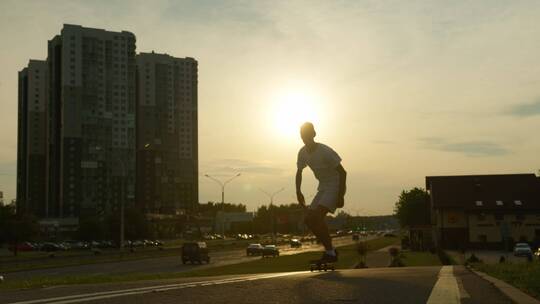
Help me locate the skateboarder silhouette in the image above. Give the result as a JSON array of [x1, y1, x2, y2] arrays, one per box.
[[296, 122, 347, 264]]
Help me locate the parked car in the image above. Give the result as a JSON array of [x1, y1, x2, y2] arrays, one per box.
[[64, 240, 88, 250], [262, 245, 280, 257], [131, 240, 145, 247], [246, 243, 264, 256], [8, 242, 35, 252], [513, 243, 532, 257], [290, 239, 302, 248], [182, 242, 210, 264], [40, 242, 63, 252]]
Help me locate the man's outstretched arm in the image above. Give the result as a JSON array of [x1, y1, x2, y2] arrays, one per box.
[[296, 169, 305, 206]]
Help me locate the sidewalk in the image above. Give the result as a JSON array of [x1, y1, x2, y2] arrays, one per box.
[[446, 250, 530, 264]]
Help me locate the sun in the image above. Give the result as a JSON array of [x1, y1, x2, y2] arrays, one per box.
[[272, 89, 320, 138]]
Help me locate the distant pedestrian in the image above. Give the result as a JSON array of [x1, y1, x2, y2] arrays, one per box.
[[296, 122, 347, 263]]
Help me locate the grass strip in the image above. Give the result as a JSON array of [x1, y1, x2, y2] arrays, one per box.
[[472, 262, 540, 300], [400, 251, 442, 267], [0, 237, 398, 290]]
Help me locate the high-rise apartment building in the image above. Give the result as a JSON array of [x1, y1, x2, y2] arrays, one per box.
[[17, 60, 48, 216], [47, 24, 137, 218], [136, 52, 198, 214]]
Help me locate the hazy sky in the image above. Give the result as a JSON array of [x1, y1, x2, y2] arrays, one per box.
[[1, 1, 540, 215]]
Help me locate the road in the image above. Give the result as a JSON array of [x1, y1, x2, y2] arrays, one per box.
[[0, 266, 513, 304], [3, 236, 359, 281]]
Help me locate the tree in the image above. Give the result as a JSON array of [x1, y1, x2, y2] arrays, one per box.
[[0, 205, 40, 256], [393, 187, 430, 227]]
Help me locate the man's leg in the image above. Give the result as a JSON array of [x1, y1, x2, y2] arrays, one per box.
[[304, 206, 333, 251]]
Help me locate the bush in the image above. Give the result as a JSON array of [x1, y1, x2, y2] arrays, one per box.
[[466, 253, 482, 264], [388, 247, 400, 257], [388, 247, 404, 267], [437, 249, 453, 265]]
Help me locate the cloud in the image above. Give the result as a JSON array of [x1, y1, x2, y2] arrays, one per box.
[[201, 158, 285, 176], [506, 100, 540, 117], [419, 137, 510, 157]]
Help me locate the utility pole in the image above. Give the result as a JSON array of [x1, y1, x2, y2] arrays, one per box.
[[205, 173, 241, 237]]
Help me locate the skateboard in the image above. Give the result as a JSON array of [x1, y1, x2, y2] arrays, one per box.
[[309, 260, 335, 272]]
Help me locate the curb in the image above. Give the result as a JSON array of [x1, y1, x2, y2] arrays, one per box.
[[468, 267, 540, 304]]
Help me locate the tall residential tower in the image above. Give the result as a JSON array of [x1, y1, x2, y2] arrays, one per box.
[[47, 24, 137, 218], [17, 60, 48, 216], [136, 52, 198, 214]]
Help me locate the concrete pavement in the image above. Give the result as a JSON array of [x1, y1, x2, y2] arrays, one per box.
[[1, 266, 514, 304]]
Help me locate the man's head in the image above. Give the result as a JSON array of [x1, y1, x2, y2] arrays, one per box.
[[300, 122, 316, 145]]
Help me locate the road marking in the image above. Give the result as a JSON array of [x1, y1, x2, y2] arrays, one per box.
[[427, 266, 460, 304], [7, 272, 308, 304]]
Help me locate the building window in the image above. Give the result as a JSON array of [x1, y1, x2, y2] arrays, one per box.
[[475, 201, 483, 206], [514, 200, 522, 206], [496, 200, 503, 206]]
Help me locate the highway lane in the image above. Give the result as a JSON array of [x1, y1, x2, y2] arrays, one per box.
[[1, 266, 513, 304], [3, 236, 361, 281]]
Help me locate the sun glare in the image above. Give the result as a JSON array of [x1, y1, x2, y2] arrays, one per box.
[[272, 89, 320, 138]]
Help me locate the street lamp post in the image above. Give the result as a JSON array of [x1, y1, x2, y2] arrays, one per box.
[[260, 188, 285, 243], [204, 173, 241, 236]]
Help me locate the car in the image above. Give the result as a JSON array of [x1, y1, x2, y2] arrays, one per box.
[[513, 243, 532, 257], [262, 245, 279, 257], [40, 242, 63, 252], [8, 242, 35, 252], [289, 239, 302, 248], [131, 240, 145, 247], [182, 242, 210, 264], [246, 243, 264, 256]]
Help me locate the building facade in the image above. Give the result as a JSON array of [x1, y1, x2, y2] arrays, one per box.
[[47, 24, 137, 218], [136, 52, 198, 215], [17, 60, 48, 216], [427, 174, 540, 250]]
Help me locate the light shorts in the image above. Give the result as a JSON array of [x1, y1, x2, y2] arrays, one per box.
[[310, 188, 339, 213]]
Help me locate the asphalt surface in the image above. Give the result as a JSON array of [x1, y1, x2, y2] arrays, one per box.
[[0, 266, 514, 304], [3, 236, 359, 281]]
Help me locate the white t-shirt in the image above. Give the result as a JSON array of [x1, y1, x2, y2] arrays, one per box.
[[297, 143, 342, 191]]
